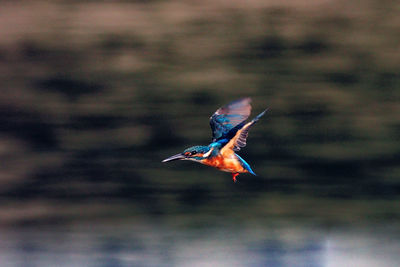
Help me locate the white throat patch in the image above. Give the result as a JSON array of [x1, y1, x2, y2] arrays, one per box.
[[202, 147, 214, 158]]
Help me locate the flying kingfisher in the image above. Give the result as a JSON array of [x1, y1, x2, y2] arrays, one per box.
[[162, 97, 267, 182]]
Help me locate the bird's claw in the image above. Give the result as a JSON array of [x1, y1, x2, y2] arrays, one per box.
[[232, 173, 239, 183]]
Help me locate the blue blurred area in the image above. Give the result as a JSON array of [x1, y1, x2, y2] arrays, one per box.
[[0, 0, 399, 266], [1, 223, 399, 267]]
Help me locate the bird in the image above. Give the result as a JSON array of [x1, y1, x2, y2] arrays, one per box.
[[162, 97, 267, 182]]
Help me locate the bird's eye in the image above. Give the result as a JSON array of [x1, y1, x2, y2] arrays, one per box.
[[191, 151, 197, 155]]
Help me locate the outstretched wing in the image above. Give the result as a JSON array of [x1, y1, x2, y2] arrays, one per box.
[[209, 98, 252, 141], [220, 110, 267, 156]]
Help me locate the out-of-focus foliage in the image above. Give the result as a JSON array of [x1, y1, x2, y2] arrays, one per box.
[[0, 0, 399, 226]]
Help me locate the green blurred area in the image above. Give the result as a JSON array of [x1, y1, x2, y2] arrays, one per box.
[[0, 0, 399, 227]]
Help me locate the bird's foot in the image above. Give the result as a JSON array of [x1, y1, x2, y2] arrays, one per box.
[[232, 173, 239, 183]]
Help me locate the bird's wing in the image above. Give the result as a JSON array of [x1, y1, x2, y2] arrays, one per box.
[[209, 98, 252, 141], [220, 110, 267, 156]]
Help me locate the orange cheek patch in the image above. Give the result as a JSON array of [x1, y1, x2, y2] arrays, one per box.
[[186, 152, 204, 157]]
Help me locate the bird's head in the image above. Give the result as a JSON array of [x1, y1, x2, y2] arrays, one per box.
[[162, 145, 214, 163]]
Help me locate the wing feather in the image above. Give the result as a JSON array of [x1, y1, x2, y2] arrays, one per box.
[[209, 98, 252, 141], [220, 109, 267, 155]]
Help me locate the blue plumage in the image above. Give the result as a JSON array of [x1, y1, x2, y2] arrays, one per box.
[[210, 97, 252, 141]]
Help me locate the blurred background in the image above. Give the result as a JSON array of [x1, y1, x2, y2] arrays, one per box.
[[0, 0, 399, 266]]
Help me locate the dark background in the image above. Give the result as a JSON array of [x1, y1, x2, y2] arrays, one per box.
[[0, 1, 399, 266]]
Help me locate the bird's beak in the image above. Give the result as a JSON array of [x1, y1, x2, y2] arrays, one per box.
[[162, 153, 185, 162]]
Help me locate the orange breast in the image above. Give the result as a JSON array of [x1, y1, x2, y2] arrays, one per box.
[[201, 155, 247, 173]]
